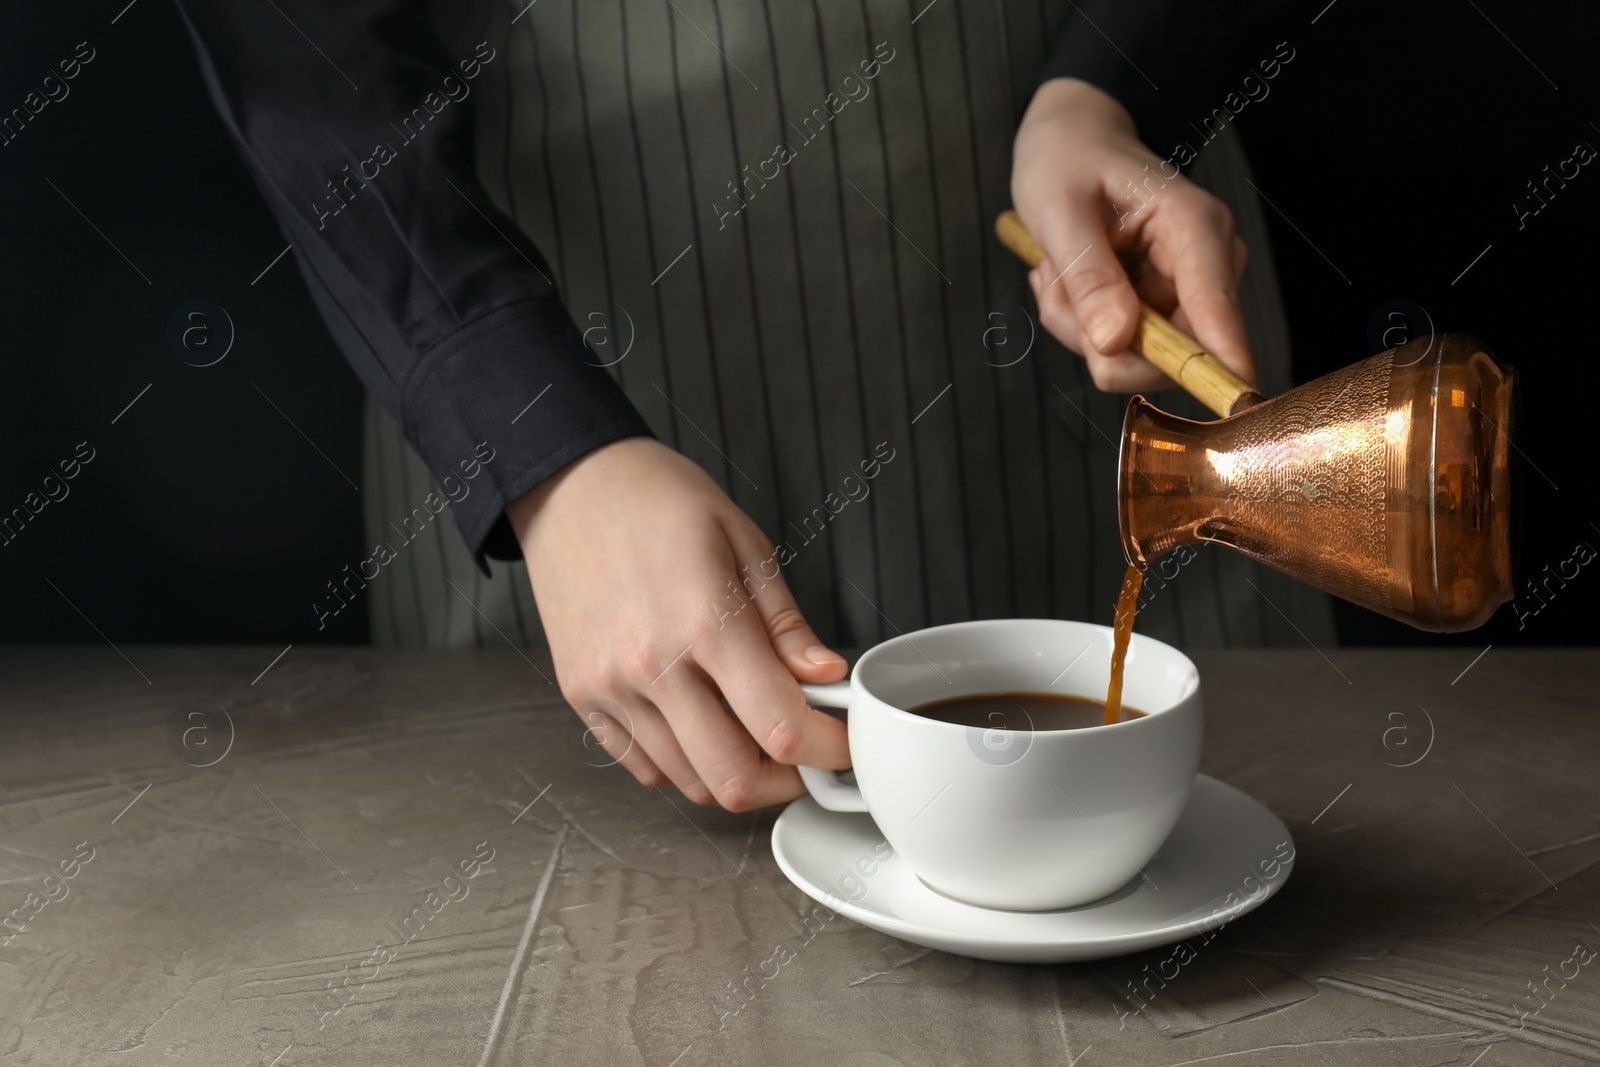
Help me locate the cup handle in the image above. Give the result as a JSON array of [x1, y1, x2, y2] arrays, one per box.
[[797, 681, 868, 813]]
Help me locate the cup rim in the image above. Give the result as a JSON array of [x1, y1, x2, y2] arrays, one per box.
[[849, 617, 1197, 735]]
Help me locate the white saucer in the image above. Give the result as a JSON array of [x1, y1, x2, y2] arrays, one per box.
[[771, 774, 1294, 964]]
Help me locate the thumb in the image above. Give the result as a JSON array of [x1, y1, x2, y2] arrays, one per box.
[[746, 564, 847, 683]]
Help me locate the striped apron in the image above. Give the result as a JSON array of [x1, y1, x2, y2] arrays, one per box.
[[360, 0, 1336, 652]]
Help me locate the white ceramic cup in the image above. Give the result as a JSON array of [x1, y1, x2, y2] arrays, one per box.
[[797, 618, 1202, 911]]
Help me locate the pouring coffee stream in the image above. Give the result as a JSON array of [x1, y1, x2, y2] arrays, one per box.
[[994, 210, 1515, 716]]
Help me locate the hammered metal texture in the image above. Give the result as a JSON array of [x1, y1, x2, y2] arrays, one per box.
[[1119, 336, 1513, 631], [1206, 350, 1394, 610]]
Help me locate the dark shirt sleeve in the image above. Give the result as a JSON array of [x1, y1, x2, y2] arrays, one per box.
[[1037, 1, 1293, 166], [173, 0, 652, 569]]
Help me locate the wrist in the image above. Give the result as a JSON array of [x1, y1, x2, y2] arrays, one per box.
[[505, 435, 650, 549], [1023, 77, 1136, 137]]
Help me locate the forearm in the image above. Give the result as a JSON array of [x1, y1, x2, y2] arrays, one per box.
[[174, 0, 651, 564]]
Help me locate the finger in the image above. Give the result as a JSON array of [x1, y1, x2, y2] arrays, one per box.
[[719, 520, 850, 686], [1031, 257, 1090, 356], [654, 667, 806, 812], [1127, 257, 1178, 314], [721, 536, 847, 683], [1082, 351, 1174, 393], [697, 587, 851, 771], [572, 703, 665, 786], [1164, 196, 1257, 386], [617, 698, 717, 805], [1037, 256, 1171, 392], [1027, 189, 1141, 356], [1128, 247, 1253, 395]]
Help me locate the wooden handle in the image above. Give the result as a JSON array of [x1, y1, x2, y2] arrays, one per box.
[[994, 210, 1263, 417]]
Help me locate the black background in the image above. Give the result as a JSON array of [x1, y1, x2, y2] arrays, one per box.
[[1, 0, 1594, 648], [0, 0, 368, 644], [1242, 1, 1599, 646]]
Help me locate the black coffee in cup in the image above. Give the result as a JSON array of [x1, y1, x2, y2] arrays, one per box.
[[910, 692, 1146, 731]]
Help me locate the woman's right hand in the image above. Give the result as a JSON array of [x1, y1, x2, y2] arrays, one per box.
[[506, 437, 851, 811]]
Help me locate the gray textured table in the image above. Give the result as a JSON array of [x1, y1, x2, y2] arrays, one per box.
[[2, 645, 1598, 1066]]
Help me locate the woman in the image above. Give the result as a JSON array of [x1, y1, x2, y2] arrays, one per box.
[[179, 0, 1330, 810]]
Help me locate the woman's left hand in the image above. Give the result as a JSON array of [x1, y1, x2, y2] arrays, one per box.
[[1011, 77, 1256, 393]]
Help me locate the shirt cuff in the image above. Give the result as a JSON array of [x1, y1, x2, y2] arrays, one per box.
[[399, 301, 654, 571]]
